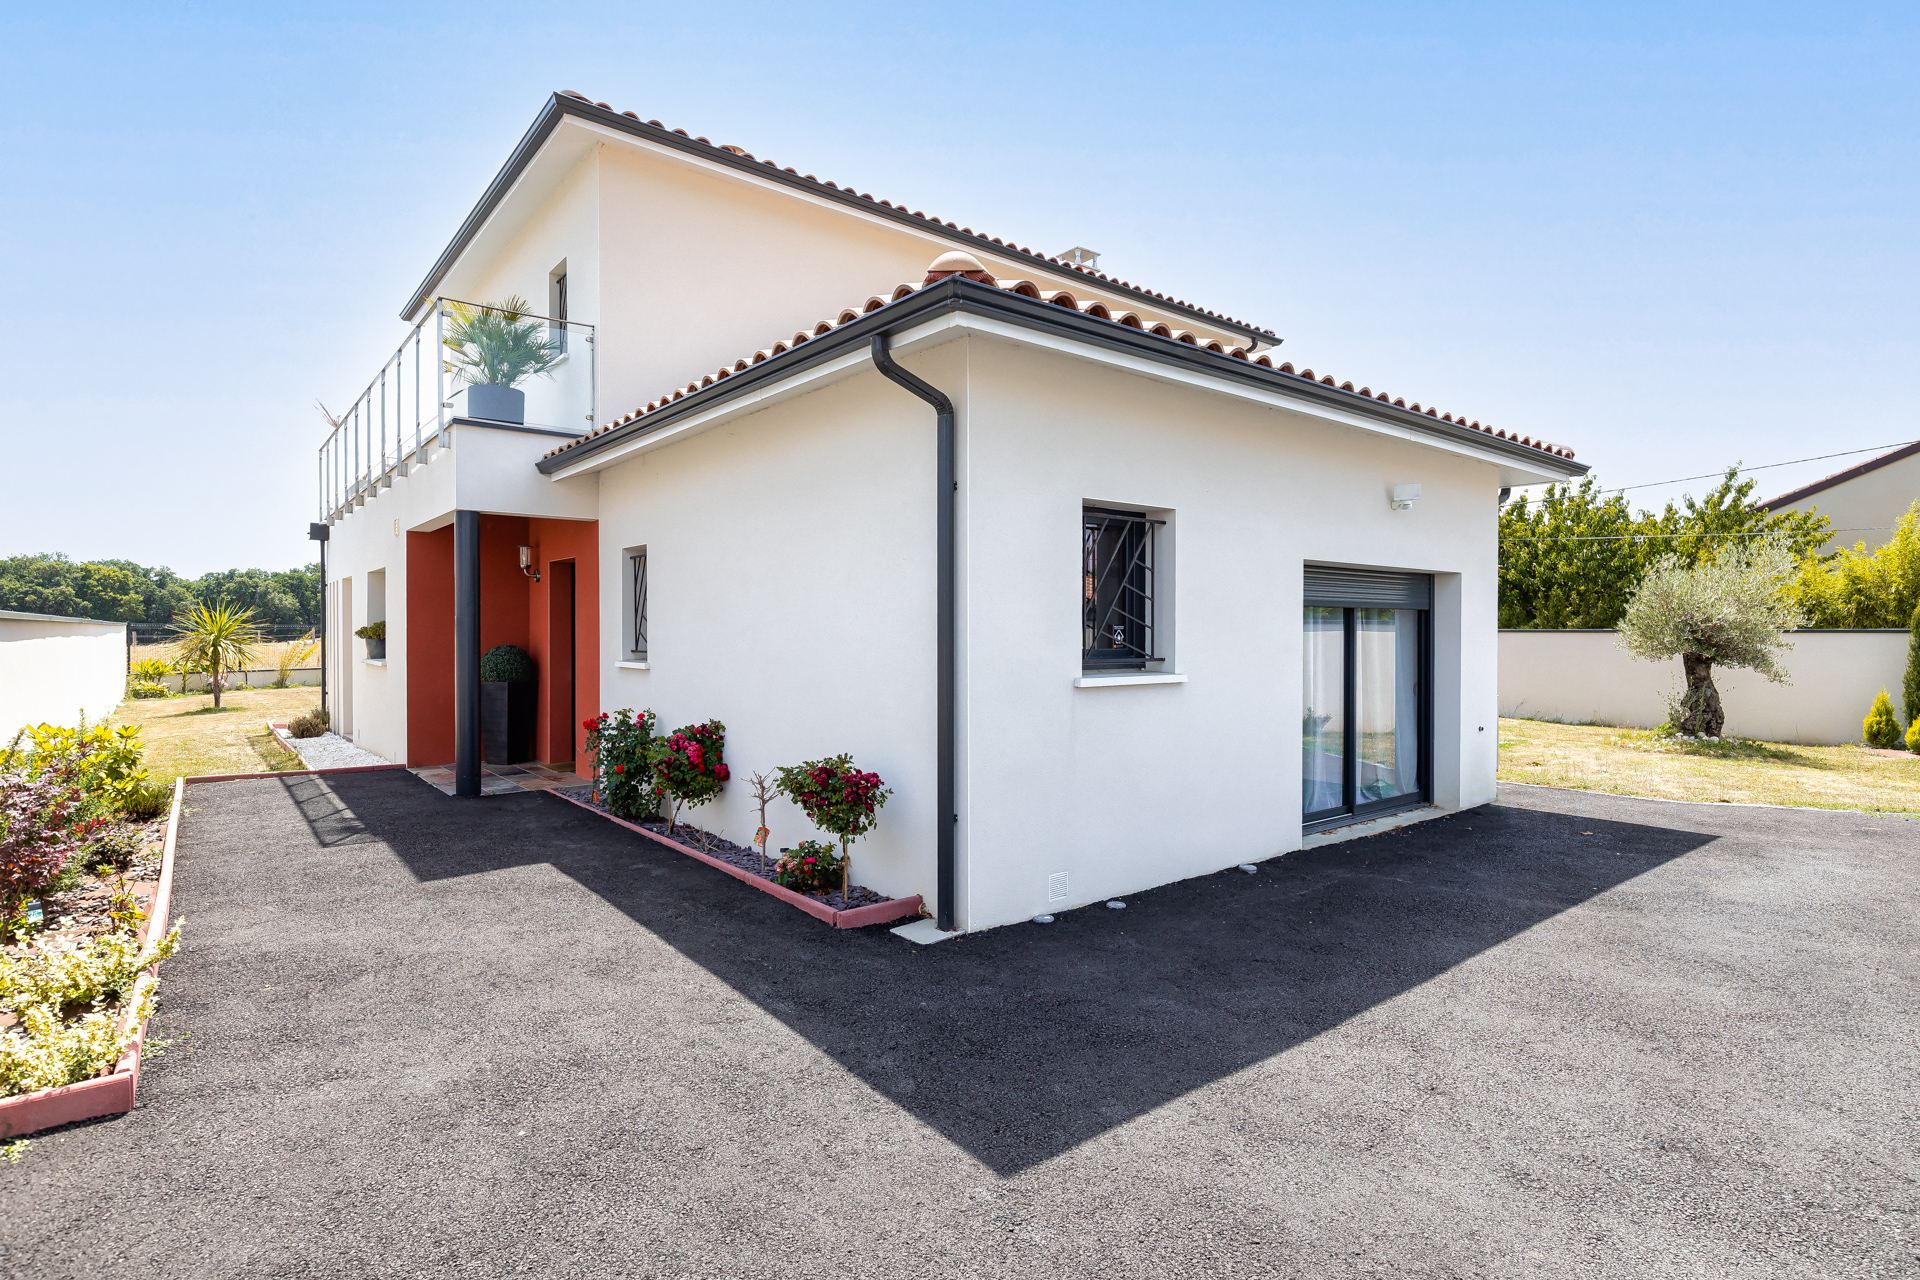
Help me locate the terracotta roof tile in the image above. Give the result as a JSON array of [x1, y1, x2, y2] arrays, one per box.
[[540, 254, 1575, 467], [555, 91, 1275, 340]]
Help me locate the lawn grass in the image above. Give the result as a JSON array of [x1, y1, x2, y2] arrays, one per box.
[[1498, 717, 1920, 814], [113, 687, 319, 780]]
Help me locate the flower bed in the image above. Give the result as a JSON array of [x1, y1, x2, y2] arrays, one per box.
[[550, 788, 921, 929], [0, 778, 182, 1139]]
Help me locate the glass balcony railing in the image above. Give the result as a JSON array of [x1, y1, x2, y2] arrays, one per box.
[[318, 298, 595, 522]]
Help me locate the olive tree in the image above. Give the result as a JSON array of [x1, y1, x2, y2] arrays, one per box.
[[1617, 543, 1802, 737]]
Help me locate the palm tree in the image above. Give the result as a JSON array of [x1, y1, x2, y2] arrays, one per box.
[[170, 601, 263, 709]]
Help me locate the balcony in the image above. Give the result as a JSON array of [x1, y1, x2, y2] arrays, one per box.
[[318, 299, 595, 522]]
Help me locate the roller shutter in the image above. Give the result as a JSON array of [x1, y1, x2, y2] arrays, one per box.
[[1303, 566, 1432, 609]]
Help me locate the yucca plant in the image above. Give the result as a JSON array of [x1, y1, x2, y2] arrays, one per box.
[[169, 601, 263, 709], [274, 633, 319, 688], [443, 296, 561, 389]]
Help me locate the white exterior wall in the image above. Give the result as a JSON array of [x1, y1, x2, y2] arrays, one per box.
[[959, 337, 1502, 928], [592, 347, 953, 906], [0, 614, 127, 738], [1768, 451, 1920, 553], [577, 329, 1517, 931], [1499, 629, 1914, 744]]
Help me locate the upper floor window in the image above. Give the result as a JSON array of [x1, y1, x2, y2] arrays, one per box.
[[549, 264, 569, 355], [1083, 506, 1163, 670]]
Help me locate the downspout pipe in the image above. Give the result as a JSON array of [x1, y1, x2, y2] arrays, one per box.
[[870, 334, 956, 933]]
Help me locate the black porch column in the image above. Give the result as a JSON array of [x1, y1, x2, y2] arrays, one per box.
[[454, 509, 482, 797]]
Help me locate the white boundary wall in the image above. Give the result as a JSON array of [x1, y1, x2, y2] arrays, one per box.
[[1499, 629, 1912, 744], [0, 613, 128, 738]]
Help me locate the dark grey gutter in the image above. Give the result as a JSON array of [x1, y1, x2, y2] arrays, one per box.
[[403, 93, 1279, 347], [536, 276, 1588, 478], [869, 334, 957, 934]]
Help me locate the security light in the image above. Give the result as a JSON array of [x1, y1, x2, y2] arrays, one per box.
[[1390, 483, 1421, 511]]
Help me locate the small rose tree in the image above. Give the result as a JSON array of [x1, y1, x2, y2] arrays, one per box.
[[775, 754, 892, 897], [650, 720, 729, 834], [583, 709, 660, 820]]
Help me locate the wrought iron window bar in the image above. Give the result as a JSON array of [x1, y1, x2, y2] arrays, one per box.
[[1082, 506, 1164, 670], [629, 550, 648, 661]]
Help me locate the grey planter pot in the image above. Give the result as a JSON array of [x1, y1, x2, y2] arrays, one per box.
[[363, 637, 386, 660], [482, 681, 538, 764], [466, 384, 525, 424]]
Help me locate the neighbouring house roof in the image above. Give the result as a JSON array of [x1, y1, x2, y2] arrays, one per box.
[[404, 92, 1278, 347], [1759, 441, 1920, 511], [538, 253, 1579, 475]]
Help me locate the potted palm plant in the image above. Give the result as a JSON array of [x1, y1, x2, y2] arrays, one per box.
[[443, 296, 563, 425]]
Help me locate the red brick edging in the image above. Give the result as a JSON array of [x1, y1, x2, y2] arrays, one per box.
[[0, 777, 184, 1139], [546, 789, 923, 929]]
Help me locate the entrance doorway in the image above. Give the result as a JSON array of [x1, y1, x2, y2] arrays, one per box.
[[546, 559, 576, 767], [1302, 568, 1432, 830]]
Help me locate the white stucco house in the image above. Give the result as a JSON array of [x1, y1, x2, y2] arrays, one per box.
[[316, 90, 1586, 934], [1761, 441, 1920, 553]]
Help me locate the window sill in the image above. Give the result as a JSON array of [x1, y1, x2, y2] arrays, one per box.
[[362, 659, 386, 667], [616, 660, 650, 671], [1073, 672, 1185, 688]]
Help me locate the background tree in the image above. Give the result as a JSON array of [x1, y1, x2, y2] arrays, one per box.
[[1904, 602, 1920, 732], [1500, 469, 1830, 630], [169, 601, 264, 708], [1616, 542, 1803, 737], [0, 554, 319, 628]]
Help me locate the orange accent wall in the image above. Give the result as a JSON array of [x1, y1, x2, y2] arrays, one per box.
[[405, 527, 456, 767], [404, 515, 598, 769], [527, 517, 600, 766]]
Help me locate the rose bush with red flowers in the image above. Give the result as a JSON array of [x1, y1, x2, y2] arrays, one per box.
[[649, 720, 728, 834], [773, 754, 892, 896], [771, 839, 844, 896], [582, 708, 660, 819]]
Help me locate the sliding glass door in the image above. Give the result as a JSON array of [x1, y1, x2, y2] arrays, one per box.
[[1302, 570, 1431, 828]]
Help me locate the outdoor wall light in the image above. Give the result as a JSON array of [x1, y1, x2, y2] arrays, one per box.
[[1390, 483, 1421, 512], [518, 545, 541, 582]]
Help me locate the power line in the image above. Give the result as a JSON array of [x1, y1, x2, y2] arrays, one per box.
[[1501, 528, 1887, 542], [1599, 441, 1918, 494]]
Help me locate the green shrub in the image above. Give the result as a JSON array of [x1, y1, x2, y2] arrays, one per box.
[[479, 644, 534, 683], [1863, 688, 1902, 748], [125, 680, 169, 700], [129, 658, 172, 682], [0, 719, 149, 812], [0, 921, 181, 1098], [119, 783, 172, 822], [772, 840, 845, 897], [1905, 603, 1920, 726], [353, 620, 386, 640], [287, 708, 330, 739]]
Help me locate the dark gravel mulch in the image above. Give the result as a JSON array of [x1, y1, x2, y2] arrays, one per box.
[[555, 789, 892, 911]]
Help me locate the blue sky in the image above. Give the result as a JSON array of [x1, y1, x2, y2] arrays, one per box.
[[1, 2, 1914, 574]]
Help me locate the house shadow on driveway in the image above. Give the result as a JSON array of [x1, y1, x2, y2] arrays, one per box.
[[282, 770, 1714, 1177]]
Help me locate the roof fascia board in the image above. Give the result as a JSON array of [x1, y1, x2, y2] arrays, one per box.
[[406, 94, 1276, 344], [1760, 440, 1920, 510], [538, 278, 1584, 482]]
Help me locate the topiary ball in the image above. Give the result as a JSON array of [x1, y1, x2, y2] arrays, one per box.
[[481, 644, 536, 684]]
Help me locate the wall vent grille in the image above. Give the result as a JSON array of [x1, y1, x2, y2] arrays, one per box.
[[1047, 872, 1069, 902]]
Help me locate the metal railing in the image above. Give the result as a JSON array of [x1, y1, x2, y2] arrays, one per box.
[[317, 298, 595, 522]]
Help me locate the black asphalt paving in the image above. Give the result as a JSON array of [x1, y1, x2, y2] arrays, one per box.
[[3, 772, 1916, 1279]]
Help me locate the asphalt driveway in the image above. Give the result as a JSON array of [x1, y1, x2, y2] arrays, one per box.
[[3, 773, 1916, 1279]]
